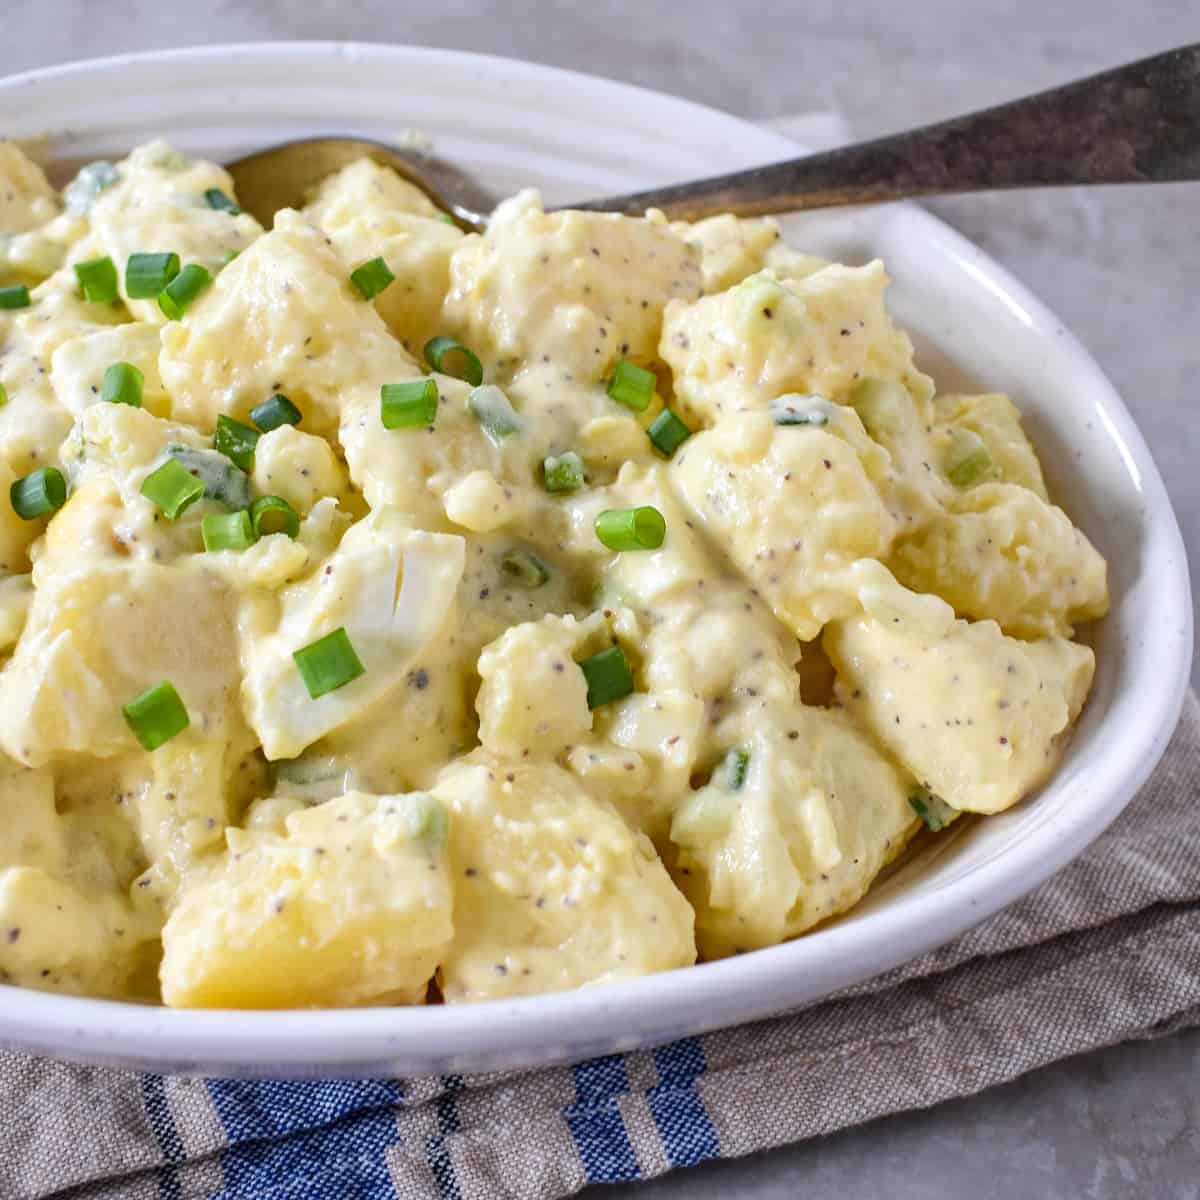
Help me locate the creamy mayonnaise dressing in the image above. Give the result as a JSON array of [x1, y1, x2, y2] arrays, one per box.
[[0, 141, 1108, 1007]]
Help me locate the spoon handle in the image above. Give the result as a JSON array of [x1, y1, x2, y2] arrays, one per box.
[[572, 44, 1200, 220]]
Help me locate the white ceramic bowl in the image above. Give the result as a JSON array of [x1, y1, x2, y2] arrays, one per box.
[[0, 43, 1190, 1078]]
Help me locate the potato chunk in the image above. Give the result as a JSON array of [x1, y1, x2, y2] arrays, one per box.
[[160, 791, 454, 1008]]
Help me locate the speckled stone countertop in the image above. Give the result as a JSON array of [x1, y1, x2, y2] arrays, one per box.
[[8, 2, 1199, 1196]]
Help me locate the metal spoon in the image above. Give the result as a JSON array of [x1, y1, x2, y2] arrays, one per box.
[[228, 43, 1199, 232]]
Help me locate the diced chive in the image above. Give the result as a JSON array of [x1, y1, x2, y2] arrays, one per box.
[[467, 384, 522, 444], [646, 407, 692, 457], [250, 494, 300, 539], [542, 450, 585, 493], [770, 393, 834, 427], [381, 378, 438, 430], [595, 505, 666, 552], [0, 383, 7, 407], [350, 256, 396, 300], [122, 680, 190, 751], [908, 785, 957, 832], [9, 467, 67, 521], [944, 428, 993, 488], [409, 792, 449, 848], [423, 335, 483, 386], [202, 509, 255, 552], [714, 748, 750, 791], [158, 263, 211, 320], [166, 445, 251, 510], [73, 255, 119, 304], [606, 359, 655, 412], [294, 627, 365, 699], [250, 393, 302, 432], [0, 284, 31, 310], [213, 414, 260, 471], [849, 378, 908, 438], [140, 457, 205, 519], [204, 187, 241, 215], [125, 252, 180, 299], [499, 549, 549, 589], [100, 361, 144, 408], [578, 645, 634, 709]]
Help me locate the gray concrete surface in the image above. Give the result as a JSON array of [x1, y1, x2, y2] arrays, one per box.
[[6, 2, 1199, 1196]]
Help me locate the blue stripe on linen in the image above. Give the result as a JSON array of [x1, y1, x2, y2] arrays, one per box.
[[424, 1074, 464, 1200], [208, 1079, 403, 1198], [647, 1038, 719, 1168], [140, 1074, 184, 1200], [566, 1055, 640, 1183]]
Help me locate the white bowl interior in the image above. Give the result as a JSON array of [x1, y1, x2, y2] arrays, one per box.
[[0, 44, 1189, 1076]]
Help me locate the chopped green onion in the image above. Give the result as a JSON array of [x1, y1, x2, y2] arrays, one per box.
[[578, 645, 634, 709], [850, 378, 908, 438], [542, 451, 585, 493], [908, 785, 957, 832], [770, 394, 834, 426], [100, 361, 144, 408], [204, 187, 241, 215], [714, 748, 750, 791], [423, 335, 483, 386], [250, 495, 300, 539], [0, 383, 7, 408], [647, 407, 692, 457], [606, 359, 655, 412], [408, 793, 449, 848], [122, 680, 190, 751], [294, 627, 365, 699], [202, 509, 255, 552], [595, 506, 666, 552], [166, 445, 251, 510], [140, 457, 205, 520], [213, 414, 260, 472], [944, 428, 993, 488], [250, 393, 302, 432], [499, 549, 549, 589], [125, 252, 180, 299], [350, 256, 396, 300], [467, 385, 522, 444], [381, 378, 438, 430], [9, 467, 66, 521], [73, 255, 119, 304], [158, 263, 211, 320], [0, 285, 31, 310]]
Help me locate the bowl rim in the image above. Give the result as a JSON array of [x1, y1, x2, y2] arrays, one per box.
[[0, 40, 1191, 1075]]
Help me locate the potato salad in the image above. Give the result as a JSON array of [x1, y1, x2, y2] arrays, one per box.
[[0, 140, 1108, 1008]]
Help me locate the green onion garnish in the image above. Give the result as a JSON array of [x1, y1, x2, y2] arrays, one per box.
[[944, 428, 993, 488], [9, 467, 67, 521], [100, 362, 144, 408], [350, 256, 396, 300], [166, 445, 250, 510], [579, 645, 634, 709], [542, 451, 585, 494], [122, 680, 190, 751], [73, 256, 119, 304], [250, 495, 300, 539], [849, 378, 907, 438], [158, 263, 211, 320], [770, 394, 833, 426], [213, 415, 260, 472], [250, 393, 302, 432], [908, 785, 957, 832], [125, 252, 181, 299], [294, 627, 365, 699], [423, 335, 483, 386], [381, 379, 438, 430], [606, 359, 655, 412], [499, 549, 549, 589], [0, 383, 8, 407], [646, 408, 692, 457], [714, 748, 750, 791], [204, 187, 241, 215], [0, 285, 31, 310], [202, 509, 255, 553], [467, 385, 522, 444], [141, 458, 205, 520], [595, 506, 666, 552]]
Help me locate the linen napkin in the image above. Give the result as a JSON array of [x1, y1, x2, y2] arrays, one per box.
[[3, 112, 1198, 1200]]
